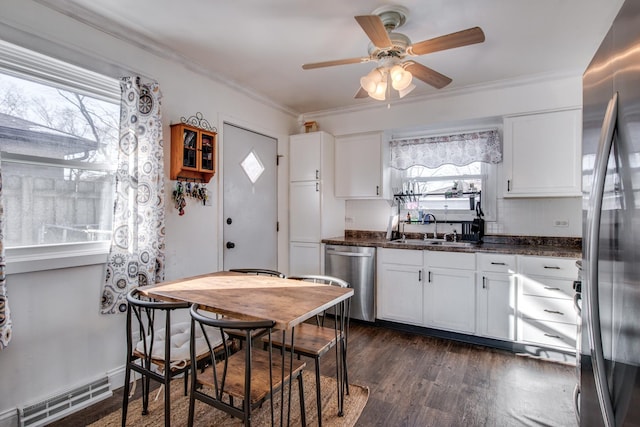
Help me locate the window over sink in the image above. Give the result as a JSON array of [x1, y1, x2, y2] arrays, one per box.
[[390, 128, 501, 222]]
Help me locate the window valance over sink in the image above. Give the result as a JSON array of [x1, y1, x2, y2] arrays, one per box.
[[389, 129, 502, 169]]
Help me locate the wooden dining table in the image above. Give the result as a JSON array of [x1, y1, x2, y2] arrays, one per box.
[[137, 271, 353, 424]]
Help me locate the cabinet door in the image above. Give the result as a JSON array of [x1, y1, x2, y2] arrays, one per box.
[[335, 132, 386, 198], [289, 181, 320, 242], [290, 132, 323, 181], [377, 262, 423, 325], [424, 268, 476, 333], [476, 272, 517, 341], [289, 242, 321, 276], [503, 108, 581, 197]]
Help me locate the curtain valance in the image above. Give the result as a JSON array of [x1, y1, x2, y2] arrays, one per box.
[[389, 129, 502, 169]]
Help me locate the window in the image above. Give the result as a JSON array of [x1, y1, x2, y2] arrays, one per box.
[[0, 41, 120, 271], [389, 128, 501, 222], [392, 162, 496, 222]]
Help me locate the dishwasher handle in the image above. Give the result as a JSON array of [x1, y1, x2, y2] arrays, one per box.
[[326, 250, 372, 258]]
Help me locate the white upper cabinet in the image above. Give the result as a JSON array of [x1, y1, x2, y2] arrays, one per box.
[[503, 108, 582, 197], [335, 131, 390, 199], [290, 131, 328, 182]]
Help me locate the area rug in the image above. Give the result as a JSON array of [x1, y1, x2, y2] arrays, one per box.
[[92, 371, 369, 426]]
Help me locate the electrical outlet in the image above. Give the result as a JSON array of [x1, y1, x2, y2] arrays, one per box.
[[345, 216, 355, 224], [554, 219, 569, 227]]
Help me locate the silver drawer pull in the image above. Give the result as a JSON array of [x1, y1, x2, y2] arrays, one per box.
[[490, 262, 506, 265], [544, 287, 561, 291], [543, 266, 561, 269], [544, 333, 562, 339], [544, 309, 564, 315]]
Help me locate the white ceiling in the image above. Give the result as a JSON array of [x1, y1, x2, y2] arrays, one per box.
[[38, 0, 624, 115]]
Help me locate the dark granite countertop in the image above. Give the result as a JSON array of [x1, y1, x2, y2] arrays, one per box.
[[322, 231, 582, 258]]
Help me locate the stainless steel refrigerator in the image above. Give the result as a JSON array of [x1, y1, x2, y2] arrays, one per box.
[[580, 0, 640, 425]]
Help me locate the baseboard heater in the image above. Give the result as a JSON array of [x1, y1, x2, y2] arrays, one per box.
[[19, 376, 112, 427]]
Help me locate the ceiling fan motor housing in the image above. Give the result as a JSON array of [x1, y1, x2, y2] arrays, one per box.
[[368, 32, 411, 59]]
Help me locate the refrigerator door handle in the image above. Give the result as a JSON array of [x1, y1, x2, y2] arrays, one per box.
[[586, 92, 618, 427]]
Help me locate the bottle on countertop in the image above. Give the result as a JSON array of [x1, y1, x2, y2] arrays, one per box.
[[406, 212, 411, 223]]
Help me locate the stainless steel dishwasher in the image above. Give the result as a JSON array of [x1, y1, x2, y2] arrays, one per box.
[[325, 245, 376, 322]]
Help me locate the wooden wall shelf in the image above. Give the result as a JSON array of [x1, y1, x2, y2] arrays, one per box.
[[170, 123, 217, 183]]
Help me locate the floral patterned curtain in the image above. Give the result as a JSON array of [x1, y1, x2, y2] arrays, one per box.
[[100, 76, 165, 314], [389, 129, 502, 169], [0, 155, 11, 349]]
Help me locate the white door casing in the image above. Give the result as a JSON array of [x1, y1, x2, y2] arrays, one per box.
[[222, 123, 278, 270]]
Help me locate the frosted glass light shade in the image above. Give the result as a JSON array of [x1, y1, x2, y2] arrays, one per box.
[[398, 83, 416, 98], [360, 68, 382, 93], [391, 65, 413, 91], [369, 80, 387, 100]]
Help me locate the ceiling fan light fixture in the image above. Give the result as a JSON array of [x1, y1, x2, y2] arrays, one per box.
[[398, 83, 416, 98], [369, 79, 387, 100], [390, 64, 413, 91], [360, 68, 383, 93]]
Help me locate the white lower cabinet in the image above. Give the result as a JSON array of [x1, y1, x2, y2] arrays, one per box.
[[289, 242, 322, 276], [377, 248, 579, 354], [377, 248, 423, 325], [377, 248, 476, 334], [476, 254, 517, 341], [517, 255, 579, 350], [423, 251, 476, 334]]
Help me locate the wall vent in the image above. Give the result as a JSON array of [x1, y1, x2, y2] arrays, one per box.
[[19, 377, 111, 427]]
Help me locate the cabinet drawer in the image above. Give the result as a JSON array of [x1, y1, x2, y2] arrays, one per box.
[[519, 256, 578, 279], [519, 295, 578, 324], [521, 319, 576, 350], [520, 276, 575, 299], [378, 248, 422, 266], [477, 253, 516, 273], [427, 251, 475, 270]]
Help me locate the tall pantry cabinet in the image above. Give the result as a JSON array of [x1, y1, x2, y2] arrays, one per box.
[[289, 131, 344, 275]]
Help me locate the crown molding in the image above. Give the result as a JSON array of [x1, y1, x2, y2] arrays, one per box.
[[33, 0, 299, 118]]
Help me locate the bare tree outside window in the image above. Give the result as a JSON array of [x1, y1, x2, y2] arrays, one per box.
[[0, 72, 120, 247]]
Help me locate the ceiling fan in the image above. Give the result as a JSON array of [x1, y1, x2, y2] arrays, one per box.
[[302, 5, 485, 100]]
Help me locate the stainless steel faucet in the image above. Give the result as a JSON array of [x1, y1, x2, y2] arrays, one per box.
[[423, 213, 438, 239]]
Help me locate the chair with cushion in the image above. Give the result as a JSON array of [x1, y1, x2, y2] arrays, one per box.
[[122, 288, 227, 426], [188, 304, 307, 427], [265, 274, 351, 426]]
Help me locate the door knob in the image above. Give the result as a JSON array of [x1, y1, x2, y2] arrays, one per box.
[[226, 241, 235, 249]]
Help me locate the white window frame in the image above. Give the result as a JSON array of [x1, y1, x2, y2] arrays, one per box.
[[0, 40, 120, 274]]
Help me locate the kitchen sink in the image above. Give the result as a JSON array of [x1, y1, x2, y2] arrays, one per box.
[[389, 239, 477, 248]]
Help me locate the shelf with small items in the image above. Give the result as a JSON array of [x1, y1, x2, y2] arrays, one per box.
[[392, 190, 484, 243], [170, 113, 217, 183]]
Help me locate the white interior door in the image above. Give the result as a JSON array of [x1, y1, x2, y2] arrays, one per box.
[[223, 123, 278, 270]]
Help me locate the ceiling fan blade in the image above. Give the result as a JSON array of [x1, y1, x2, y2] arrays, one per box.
[[405, 62, 452, 89], [409, 27, 485, 56], [355, 15, 393, 49], [302, 57, 370, 70], [354, 86, 369, 99]]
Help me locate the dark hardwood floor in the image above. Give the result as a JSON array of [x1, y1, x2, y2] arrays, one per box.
[[48, 322, 577, 426]]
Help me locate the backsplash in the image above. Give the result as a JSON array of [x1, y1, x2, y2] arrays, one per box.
[[344, 196, 582, 238]]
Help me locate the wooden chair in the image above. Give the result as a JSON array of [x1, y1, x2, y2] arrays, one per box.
[[122, 288, 226, 427], [266, 274, 351, 426], [188, 304, 307, 427]]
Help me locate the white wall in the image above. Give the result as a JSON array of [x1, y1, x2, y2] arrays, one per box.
[[305, 73, 584, 237], [0, 0, 297, 422], [0, 1, 585, 422]]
